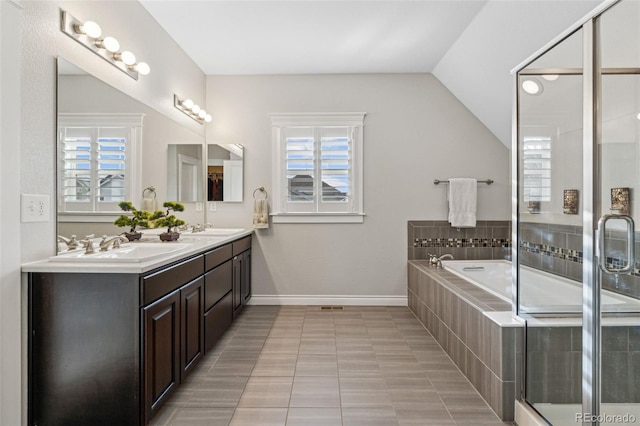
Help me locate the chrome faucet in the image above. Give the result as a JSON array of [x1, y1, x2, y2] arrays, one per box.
[[58, 234, 79, 251], [99, 235, 128, 251], [191, 224, 204, 233], [435, 253, 454, 268], [80, 235, 96, 254]]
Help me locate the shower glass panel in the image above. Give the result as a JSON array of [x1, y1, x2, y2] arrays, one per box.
[[517, 28, 584, 424], [597, 0, 640, 421], [516, 1, 640, 424]]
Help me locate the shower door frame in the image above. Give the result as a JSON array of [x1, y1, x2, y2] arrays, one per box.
[[511, 0, 622, 422]]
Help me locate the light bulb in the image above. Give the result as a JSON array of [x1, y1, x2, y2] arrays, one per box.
[[76, 21, 102, 38], [192, 104, 201, 114], [135, 62, 150, 75], [198, 110, 206, 119], [522, 79, 542, 95], [115, 51, 136, 66], [96, 36, 120, 53], [204, 114, 212, 123], [182, 99, 194, 110]]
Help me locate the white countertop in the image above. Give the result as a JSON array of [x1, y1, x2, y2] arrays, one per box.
[[22, 229, 253, 274]]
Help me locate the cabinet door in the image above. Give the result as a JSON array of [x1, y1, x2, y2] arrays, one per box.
[[232, 255, 243, 317], [241, 249, 252, 304], [143, 290, 180, 422], [181, 276, 204, 380]]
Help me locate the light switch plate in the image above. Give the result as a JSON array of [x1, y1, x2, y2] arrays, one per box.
[[21, 194, 50, 223]]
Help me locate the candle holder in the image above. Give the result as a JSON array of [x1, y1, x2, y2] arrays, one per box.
[[563, 189, 578, 215], [610, 187, 630, 215]]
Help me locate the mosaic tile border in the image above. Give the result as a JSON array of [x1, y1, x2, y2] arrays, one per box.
[[518, 241, 583, 263], [518, 241, 640, 277], [413, 238, 511, 248]]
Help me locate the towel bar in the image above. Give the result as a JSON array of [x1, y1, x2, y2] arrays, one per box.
[[433, 179, 493, 185]]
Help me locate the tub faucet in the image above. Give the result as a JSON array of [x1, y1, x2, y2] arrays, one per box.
[[99, 235, 128, 251], [436, 253, 454, 268]]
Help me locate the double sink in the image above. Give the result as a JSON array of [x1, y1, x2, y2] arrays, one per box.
[[52, 228, 246, 263]]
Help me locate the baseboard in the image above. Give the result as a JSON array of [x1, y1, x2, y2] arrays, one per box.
[[248, 295, 408, 306]]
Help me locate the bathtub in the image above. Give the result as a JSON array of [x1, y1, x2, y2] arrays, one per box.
[[442, 259, 640, 314]]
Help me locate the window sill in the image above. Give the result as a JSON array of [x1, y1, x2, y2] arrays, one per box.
[[57, 212, 121, 223], [271, 213, 365, 224]]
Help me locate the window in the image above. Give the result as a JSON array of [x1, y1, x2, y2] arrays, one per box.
[[271, 113, 366, 223], [522, 136, 551, 202], [58, 113, 143, 217]]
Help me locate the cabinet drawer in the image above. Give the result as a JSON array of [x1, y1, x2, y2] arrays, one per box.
[[204, 260, 232, 310], [142, 255, 204, 305], [204, 291, 233, 352], [232, 236, 251, 256], [204, 244, 232, 271]]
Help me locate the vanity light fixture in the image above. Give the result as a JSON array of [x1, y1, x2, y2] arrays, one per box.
[[60, 9, 151, 80], [174, 95, 212, 125]]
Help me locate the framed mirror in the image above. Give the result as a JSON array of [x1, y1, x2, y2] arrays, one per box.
[[56, 57, 205, 241], [168, 144, 204, 202], [207, 144, 244, 202]]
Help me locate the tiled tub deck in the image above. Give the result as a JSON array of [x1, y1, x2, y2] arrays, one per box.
[[408, 260, 523, 421]]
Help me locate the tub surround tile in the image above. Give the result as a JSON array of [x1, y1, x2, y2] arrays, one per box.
[[407, 261, 522, 421]]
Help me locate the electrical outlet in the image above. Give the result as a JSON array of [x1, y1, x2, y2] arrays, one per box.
[[209, 201, 217, 212], [195, 202, 203, 212], [21, 194, 50, 223]]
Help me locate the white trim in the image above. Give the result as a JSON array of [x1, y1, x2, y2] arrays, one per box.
[[58, 113, 145, 127], [270, 112, 366, 127], [510, 0, 617, 74], [248, 295, 407, 306], [57, 212, 120, 223], [514, 401, 548, 426], [271, 213, 365, 224]]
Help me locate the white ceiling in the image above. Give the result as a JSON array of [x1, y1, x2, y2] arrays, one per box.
[[140, 0, 605, 147], [140, 0, 487, 74]]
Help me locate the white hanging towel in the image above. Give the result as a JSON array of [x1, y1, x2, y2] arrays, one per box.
[[448, 178, 477, 228], [253, 199, 269, 229], [141, 196, 157, 212]]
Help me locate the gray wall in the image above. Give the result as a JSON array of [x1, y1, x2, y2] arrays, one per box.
[[205, 74, 510, 303]]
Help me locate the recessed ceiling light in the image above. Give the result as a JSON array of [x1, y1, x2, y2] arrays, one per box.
[[522, 78, 543, 95]]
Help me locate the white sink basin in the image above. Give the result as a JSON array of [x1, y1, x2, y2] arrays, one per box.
[[50, 242, 192, 263]]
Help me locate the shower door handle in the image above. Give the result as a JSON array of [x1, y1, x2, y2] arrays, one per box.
[[597, 214, 635, 275]]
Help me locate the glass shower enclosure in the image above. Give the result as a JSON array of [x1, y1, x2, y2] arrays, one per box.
[[514, 1, 640, 424]]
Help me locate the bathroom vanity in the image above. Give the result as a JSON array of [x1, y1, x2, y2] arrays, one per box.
[[23, 230, 252, 425]]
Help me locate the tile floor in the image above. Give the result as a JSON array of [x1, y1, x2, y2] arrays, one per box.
[[150, 305, 513, 426]]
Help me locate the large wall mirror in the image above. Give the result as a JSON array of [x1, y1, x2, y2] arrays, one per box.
[[207, 144, 244, 202], [56, 57, 206, 241]]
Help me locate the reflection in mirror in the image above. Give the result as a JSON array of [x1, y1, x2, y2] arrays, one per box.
[[56, 57, 206, 244], [207, 144, 244, 202], [167, 144, 203, 202]]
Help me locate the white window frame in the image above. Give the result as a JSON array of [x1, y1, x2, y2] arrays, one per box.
[[57, 113, 143, 222], [271, 112, 366, 224]]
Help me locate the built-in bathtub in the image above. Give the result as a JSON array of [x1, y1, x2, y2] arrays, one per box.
[[407, 259, 521, 421], [442, 259, 640, 314], [409, 259, 640, 423]]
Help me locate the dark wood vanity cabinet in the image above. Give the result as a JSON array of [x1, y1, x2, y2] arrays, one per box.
[[232, 236, 252, 318], [28, 234, 251, 426], [143, 289, 181, 422]]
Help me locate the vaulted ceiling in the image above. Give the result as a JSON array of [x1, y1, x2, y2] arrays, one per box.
[[140, 0, 604, 147]]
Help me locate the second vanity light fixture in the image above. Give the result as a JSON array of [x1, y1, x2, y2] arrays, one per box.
[[174, 95, 212, 125], [60, 10, 150, 80]]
